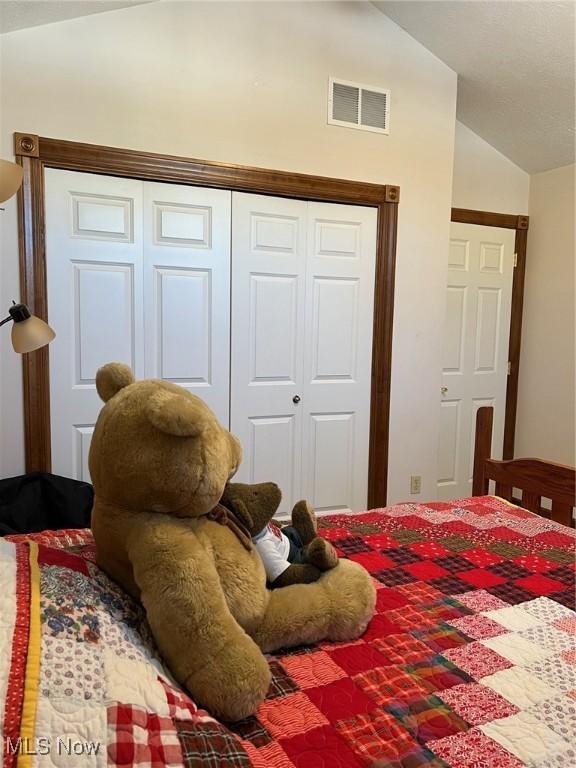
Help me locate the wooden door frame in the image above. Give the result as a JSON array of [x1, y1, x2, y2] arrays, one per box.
[[14, 132, 400, 507], [451, 207, 530, 459]]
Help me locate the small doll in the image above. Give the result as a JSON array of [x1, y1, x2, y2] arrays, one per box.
[[219, 482, 338, 588]]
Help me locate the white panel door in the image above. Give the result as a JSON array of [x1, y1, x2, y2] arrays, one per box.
[[302, 203, 377, 513], [46, 169, 144, 481], [437, 223, 515, 500], [231, 193, 377, 515], [143, 183, 231, 425], [230, 193, 307, 515]]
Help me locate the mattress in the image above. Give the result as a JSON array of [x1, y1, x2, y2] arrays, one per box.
[[1, 495, 574, 767]]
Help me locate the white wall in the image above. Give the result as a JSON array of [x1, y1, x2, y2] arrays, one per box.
[[515, 164, 575, 465], [0, 1, 457, 503], [453, 121, 529, 214]]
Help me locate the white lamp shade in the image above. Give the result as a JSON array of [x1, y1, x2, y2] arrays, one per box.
[[11, 315, 56, 353], [0, 159, 24, 204]]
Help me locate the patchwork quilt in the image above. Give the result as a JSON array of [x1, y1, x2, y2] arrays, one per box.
[[0, 495, 575, 768]]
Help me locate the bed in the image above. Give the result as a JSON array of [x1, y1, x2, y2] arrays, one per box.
[[1, 408, 574, 768]]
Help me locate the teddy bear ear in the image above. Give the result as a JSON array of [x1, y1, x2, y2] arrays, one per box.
[[145, 389, 204, 437], [96, 362, 135, 403]]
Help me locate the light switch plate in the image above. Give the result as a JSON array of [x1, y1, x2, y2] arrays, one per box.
[[410, 475, 421, 494]]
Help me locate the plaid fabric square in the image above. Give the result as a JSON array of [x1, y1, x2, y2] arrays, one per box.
[[438, 536, 475, 553], [257, 692, 329, 739], [425, 597, 473, 622], [385, 694, 469, 743], [540, 548, 575, 565], [354, 665, 432, 705], [448, 614, 508, 640], [176, 720, 251, 767], [434, 555, 476, 574], [485, 541, 526, 558], [396, 581, 446, 605], [228, 716, 272, 748], [347, 521, 383, 534], [393, 529, 427, 545], [328, 642, 391, 675], [305, 678, 376, 720], [373, 634, 436, 665], [429, 727, 524, 768], [333, 536, 373, 555], [546, 565, 576, 586], [373, 568, 418, 587], [487, 561, 532, 580], [386, 548, 423, 565], [439, 682, 518, 726], [279, 724, 364, 768], [456, 590, 509, 612], [486, 582, 534, 605], [386, 605, 437, 631], [280, 650, 347, 689], [428, 576, 473, 595], [107, 704, 183, 767], [412, 623, 472, 653], [240, 741, 295, 768], [462, 548, 504, 567], [515, 574, 567, 596], [405, 656, 474, 692], [551, 589, 576, 610], [267, 661, 300, 699], [513, 554, 556, 573], [443, 642, 512, 679], [335, 708, 442, 767]]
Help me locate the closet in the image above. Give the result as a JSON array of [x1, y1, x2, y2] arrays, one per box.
[[45, 169, 377, 514]]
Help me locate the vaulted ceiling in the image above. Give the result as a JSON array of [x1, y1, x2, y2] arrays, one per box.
[[374, 1, 575, 173]]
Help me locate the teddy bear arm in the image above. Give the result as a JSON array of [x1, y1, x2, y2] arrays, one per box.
[[270, 563, 322, 588], [127, 521, 271, 721]]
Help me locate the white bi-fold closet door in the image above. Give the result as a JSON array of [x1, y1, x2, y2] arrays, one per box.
[[45, 170, 377, 513], [45, 170, 231, 480], [231, 193, 376, 515]]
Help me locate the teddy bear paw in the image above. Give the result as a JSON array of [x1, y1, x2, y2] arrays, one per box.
[[291, 500, 317, 544], [306, 537, 338, 570]]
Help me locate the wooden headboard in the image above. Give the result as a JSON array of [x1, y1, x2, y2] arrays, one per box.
[[472, 407, 576, 528]]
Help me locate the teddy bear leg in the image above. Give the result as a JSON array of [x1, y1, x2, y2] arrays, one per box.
[[271, 563, 322, 588], [253, 559, 376, 653], [290, 500, 317, 545], [305, 537, 339, 571]]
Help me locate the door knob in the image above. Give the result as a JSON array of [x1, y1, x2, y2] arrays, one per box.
[[292, 395, 301, 404], [441, 387, 448, 395]]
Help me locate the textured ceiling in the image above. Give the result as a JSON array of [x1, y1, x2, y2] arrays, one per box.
[[374, 1, 575, 173], [0, 0, 153, 34]]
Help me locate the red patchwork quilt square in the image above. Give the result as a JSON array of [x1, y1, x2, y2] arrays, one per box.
[[328, 643, 391, 675], [280, 725, 364, 768], [305, 678, 376, 721]]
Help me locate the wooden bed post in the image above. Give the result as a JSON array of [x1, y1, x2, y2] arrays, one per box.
[[472, 407, 493, 496]]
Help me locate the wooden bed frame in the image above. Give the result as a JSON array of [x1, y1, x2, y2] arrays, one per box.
[[472, 407, 576, 528]]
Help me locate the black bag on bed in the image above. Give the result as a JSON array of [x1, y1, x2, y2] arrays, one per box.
[[0, 472, 93, 536]]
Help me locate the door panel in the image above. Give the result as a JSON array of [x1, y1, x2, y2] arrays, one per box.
[[302, 203, 377, 513], [143, 183, 231, 425], [46, 169, 145, 480], [438, 223, 515, 500], [230, 194, 307, 515]]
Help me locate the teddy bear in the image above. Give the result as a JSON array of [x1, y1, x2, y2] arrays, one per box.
[[220, 481, 339, 587], [89, 363, 376, 722]]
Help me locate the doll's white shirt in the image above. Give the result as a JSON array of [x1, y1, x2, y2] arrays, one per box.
[[252, 522, 291, 582]]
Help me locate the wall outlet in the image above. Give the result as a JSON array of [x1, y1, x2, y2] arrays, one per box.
[[410, 475, 421, 495]]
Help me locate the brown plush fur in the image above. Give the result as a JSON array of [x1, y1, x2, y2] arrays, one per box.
[[90, 363, 376, 721]]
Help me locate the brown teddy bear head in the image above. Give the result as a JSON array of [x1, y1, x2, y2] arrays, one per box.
[[88, 363, 242, 517], [220, 481, 282, 536]]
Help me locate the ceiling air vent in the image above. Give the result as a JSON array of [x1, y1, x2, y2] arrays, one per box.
[[328, 77, 390, 135]]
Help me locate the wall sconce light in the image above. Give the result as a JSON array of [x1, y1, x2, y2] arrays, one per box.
[[0, 302, 56, 354], [0, 158, 56, 353]]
